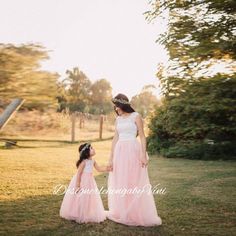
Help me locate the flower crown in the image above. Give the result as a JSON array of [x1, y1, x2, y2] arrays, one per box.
[[79, 143, 90, 155], [112, 98, 131, 105]]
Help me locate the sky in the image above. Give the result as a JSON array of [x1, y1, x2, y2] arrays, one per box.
[[0, 0, 168, 99]]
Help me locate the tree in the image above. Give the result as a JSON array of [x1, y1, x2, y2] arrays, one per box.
[[145, 0, 236, 159], [90, 79, 113, 114], [61, 67, 92, 113], [131, 85, 160, 117], [147, 74, 236, 159], [0, 43, 59, 110], [145, 0, 236, 80], [58, 70, 114, 115]]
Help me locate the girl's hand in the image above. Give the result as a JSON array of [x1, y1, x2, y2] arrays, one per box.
[[106, 165, 112, 172], [107, 160, 113, 172]]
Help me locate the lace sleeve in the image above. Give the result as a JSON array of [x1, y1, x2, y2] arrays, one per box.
[[131, 112, 140, 121], [115, 116, 119, 128]]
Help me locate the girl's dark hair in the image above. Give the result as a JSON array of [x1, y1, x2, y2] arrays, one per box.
[[112, 93, 135, 116], [76, 143, 91, 168]]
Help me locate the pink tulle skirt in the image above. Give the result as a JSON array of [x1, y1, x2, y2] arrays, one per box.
[[59, 172, 106, 223], [106, 139, 162, 226]]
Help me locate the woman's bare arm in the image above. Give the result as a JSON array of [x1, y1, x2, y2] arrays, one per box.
[[108, 119, 119, 164], [135, 114, 148, 167]]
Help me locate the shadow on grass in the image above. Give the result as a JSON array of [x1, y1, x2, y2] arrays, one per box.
[[0, 185, 163, 236], [1, 156, 236, 235]]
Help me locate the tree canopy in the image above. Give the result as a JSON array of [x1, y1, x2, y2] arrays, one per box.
[[0, 43, 59, 110], [57, 67, 113, 114], [146, 0, 236, 159]]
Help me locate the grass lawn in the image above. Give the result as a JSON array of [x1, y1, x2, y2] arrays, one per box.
[[0, 139, 235, 236]]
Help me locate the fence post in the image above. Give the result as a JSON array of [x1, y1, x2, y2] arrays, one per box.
[[99, 114, 104, 140], [71, 113, 76, 142]]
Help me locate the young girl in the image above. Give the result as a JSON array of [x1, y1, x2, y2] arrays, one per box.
[[59, 142, 110, 223]]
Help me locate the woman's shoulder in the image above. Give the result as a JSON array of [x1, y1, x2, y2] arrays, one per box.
[[132, 111, 140, 118], [115, 112, 140, 121], [132, 111, 139, 115]]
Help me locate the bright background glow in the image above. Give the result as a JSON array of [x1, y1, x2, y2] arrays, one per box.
[[0, 0, 168, 98]]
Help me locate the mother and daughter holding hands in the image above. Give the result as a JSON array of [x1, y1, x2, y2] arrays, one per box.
[[59, 93, 162, 227]]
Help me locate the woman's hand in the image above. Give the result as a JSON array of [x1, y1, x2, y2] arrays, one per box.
[[75, 185, 81, 194], [140, 154, 148, 168]]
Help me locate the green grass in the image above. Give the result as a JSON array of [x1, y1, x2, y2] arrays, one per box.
[[0, 140, 235, 236]]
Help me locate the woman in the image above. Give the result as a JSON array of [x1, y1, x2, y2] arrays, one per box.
[[106, 93, 162, 226]]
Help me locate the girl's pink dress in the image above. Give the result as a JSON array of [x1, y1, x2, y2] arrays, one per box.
[[106, 112, 162, 226], [59, 159, 106, 223]]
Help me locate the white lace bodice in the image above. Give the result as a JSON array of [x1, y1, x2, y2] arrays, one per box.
[[83, 159, 94, 173], [116, 112, 139, 141]]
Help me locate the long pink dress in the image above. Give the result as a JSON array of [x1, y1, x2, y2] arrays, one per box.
[[106, 112, 162, 226], [59, 159, 106, 223]]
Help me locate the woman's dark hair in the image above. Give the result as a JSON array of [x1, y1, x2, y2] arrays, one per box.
[[112, 93, 135, 115], [76, 143, 91, 168]]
